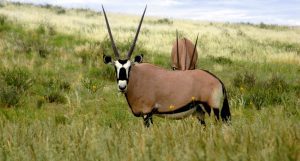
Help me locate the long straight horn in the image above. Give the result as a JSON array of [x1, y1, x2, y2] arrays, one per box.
[[102, 5, 120, 59], [127, 5, 147, 59], [176, 30, 179, 66], [190, 33, 199, 68]]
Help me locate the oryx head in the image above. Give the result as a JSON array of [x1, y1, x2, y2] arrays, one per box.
[[102, 5, 146, 93]]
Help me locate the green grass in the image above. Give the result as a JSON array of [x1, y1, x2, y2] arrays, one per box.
[[0, 2, 299, 161]]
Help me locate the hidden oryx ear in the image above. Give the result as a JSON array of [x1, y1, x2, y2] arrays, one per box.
[[103, 55, 113, 64], [134, 54, 143, 63]]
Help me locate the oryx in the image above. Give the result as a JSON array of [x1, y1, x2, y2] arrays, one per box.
[[102, 5, 231, 127], [171, 31, 199, 70]]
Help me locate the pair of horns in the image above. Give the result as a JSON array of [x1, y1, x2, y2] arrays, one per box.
[[102, 5, 147, 59], [176, 30, 199, 68]]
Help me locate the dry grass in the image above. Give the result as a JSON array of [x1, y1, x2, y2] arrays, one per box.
[[0, 2, 299, 161]]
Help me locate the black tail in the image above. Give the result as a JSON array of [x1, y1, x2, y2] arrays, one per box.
[[200, 69, 231, 123], [221, 87, 231, 123]]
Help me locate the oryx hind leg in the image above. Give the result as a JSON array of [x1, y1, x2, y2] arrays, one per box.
[[209, 86, 223, 122], [213, 108, 220, 121], [202, 103, 211, 116]]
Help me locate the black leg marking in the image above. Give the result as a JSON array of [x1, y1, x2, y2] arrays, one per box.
[[196, 104, 206, 126], [213, 108, 220, 121], [203, 103, 211, 116], [143, 113, 153, 128]]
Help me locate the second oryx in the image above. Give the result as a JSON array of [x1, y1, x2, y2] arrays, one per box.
[[171, 31, 199, 70]]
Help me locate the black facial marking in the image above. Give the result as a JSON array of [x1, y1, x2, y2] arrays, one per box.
[[118, 67, 127, 80], [118, 59, 128, 65]]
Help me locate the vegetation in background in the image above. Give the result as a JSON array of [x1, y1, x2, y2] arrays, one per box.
[[0, 2, 299, 161]]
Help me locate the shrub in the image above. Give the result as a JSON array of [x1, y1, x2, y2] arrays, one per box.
[[0, 14, 11, 32], [7, 26, 54, 57], [232, 72, 292, 109], [75, 42, 101, 66], [81, 78, 102, 93], [0, 15, 7, 25], [45, 91, 66, 103], [0, 67, 33, 107], [233, 72, 256, 89], [36, 76, 70, 104], [0, 67, 33, 92], [0, 86, 22, 107], [56, 8, 66, 15], [237, 30, 246, 37], [267, 75, 288, 92], [157, 18, 173, 25], [37, 23, 57, 36], [98, 65, 116, 81], [207, 55, 233, 65], [55, 115, 68, 125]]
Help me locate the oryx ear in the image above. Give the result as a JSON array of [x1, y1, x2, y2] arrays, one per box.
[[103, 55, 112, 64], [134, 54, 143, 63]]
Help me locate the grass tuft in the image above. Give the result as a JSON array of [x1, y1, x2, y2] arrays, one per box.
[[0, 3, 299, 161], [0, 67, 33, 107]]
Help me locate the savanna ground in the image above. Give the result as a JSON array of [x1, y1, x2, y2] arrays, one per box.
[[0, 2, 300, 161]]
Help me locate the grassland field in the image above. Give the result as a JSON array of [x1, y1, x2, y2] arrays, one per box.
[[0, 2, 300, 161]]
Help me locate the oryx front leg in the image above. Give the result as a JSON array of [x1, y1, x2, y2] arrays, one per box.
[[143, 113, 153, 127], [195, 104, 206, 126]]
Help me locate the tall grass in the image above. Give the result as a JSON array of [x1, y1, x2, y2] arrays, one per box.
[[0, 3, 299, 161]]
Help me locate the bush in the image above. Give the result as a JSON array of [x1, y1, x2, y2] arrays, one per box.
[[0, 86, 22, 107], [0, 14, 11, 32], [55, 7, 66, 15], [156, 18, 173, 25], [75, 42, 101, 66], [36, 76, 70, 104], [233, 72, 256, 89], [45, 91, 66, 103], [0, 15, 7, 25], [7, 27, 54, 57], [232, 73, 291, 109], [0, 67, 33, 107], [267, 75, 288, 92], [207, 55, 233, 65], [0, 67, 33, 92], [98, 65, 116, 81], [55, 115, 68, 125], [81, 78, 102, 93]]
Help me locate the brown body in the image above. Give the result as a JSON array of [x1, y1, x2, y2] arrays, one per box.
[[126, 63, 223, 118], [171, 38, 198, 70]]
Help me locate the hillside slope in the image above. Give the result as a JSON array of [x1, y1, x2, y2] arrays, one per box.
[[0, 3, 299, 161]]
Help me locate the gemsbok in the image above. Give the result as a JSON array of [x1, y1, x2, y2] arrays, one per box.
[[171, 31, 199, 70], [102, 5, 231, 127]]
